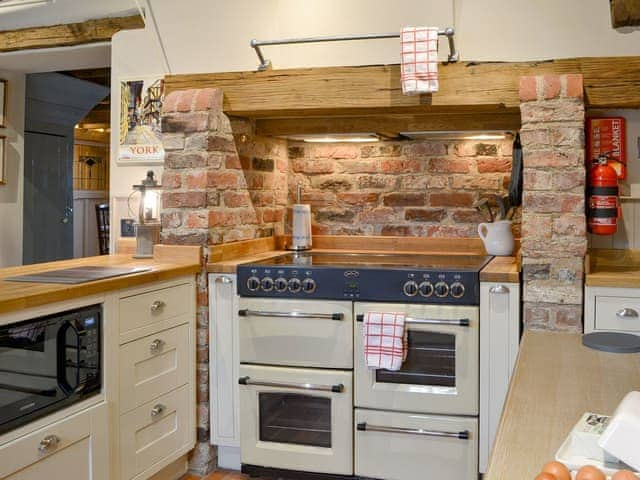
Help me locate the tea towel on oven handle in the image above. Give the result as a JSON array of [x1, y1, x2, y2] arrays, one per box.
[[363, 311, 407, 371]]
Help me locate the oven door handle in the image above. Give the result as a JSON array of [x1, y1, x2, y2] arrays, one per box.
[[238, 376, 344, 393], [356, 314, 469, 327], [357, 422, 470, 440], [238, 309, 344, 321]]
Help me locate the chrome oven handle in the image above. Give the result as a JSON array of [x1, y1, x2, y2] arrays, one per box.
[[355, 314, 469, 327], [238, 376, 344, 393], [357, 422, 469, 440], [616, 308, 639, 319], [215, 276, 233, 284], [489, 285, 510, 294], [238, 309, 344, 321]]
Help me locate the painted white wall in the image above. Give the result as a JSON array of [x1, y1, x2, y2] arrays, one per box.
[[0, 69, 25, 267]]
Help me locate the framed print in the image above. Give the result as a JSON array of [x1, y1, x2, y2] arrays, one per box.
[[118, 76, 165, 165], [0, 79, 6, 128], [0, 136, 6, 185]]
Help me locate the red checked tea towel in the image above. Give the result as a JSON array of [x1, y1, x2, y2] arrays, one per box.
[[401, 26, 439, 95], [363, 312, 407, 371]]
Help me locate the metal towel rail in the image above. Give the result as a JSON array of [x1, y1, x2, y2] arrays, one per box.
[[250, 27, 458, 71]]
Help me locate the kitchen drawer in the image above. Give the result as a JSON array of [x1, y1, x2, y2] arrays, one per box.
[[595, 296, 640, 333], [0, 408, 91, 478], [119, 282, 192, 341], [119, 323, 191, 414], [355, 409, 478, 480], [119, 385, 191, 480]]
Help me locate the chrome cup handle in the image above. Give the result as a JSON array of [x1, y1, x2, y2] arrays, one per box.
[[616, 308, 639, 319]]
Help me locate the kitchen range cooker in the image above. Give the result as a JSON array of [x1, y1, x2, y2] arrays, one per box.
[[236, 252, 491, 480]]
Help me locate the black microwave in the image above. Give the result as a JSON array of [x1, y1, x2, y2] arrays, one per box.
[[0, 304, 102, 434]]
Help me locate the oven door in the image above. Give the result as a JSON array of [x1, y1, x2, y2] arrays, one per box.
[[238, 298, 352, 368], [354, 302, 479, 415], [238, 364, 353, 475]]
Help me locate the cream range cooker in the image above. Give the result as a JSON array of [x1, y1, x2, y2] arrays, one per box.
[[236, 252, 491, 480]]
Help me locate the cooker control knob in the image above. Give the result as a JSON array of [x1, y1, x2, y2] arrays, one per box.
[[450, 282, 465, 298], [418, 281, 434, 297], [435, 281, 450, 298], [403, 280, 418, 297], [274, 277, 288, 292], [288, 277, 302, 293], [246, 276, 260, 291], [260, 277, 274, 292], [302, 278, 317, 293]]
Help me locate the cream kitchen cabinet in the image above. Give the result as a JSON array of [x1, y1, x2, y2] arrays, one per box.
[[585, 286, 640, 335], [208, 273, 241, 470], [479, 281, 520, 474]]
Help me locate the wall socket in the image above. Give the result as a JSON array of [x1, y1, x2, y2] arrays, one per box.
[[121, 218, 136, 237]]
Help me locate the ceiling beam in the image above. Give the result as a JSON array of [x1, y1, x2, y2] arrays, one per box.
[[0, 14, 145, 53], [165, 56, 640, 115], [254, 111, 522, 137]]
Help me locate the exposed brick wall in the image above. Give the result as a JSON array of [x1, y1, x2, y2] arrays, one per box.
[[288, 139, 519, 237], [519, 74, 586, 332]]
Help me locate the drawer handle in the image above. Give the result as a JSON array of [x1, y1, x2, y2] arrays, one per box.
[[616, 308, 639, 319], [150, 300, 165, 312], [150, 339, 165, 353], [489, 285, 510, 294], [357, 422, 469, 440], [151, 404, 166, 417], [38, 434, 60, 452]]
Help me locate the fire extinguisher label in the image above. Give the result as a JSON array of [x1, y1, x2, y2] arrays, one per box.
[[589, 196, 618, 209], [589, 217, 617, 226]]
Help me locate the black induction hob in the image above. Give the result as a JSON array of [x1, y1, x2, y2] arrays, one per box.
[[236, 252, 492, 305]]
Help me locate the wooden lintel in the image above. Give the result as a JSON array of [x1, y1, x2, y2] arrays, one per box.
[[610, 0, 640, 27], [165, 57, 640, 115], [0, 14, 145, 53], [255, 112, 522, 137]]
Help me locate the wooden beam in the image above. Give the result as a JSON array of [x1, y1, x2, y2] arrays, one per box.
[[164, 57, 640, 115], [0, 14, 145, 53], [255, 111, 521, 136], [610, 0, 640, 27]]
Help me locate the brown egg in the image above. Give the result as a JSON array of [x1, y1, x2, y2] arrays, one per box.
[[541, 461, 572, 480], [576, 465, 606, 480], [535, 473, 557, 480], [612, 471, 640, 480]]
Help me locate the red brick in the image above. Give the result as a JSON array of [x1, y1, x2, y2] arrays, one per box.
[[359, 208, 397, 223], [208, 210, 237, 227], [451, 175, 501, 190], [553, 168, 585, 191], [428, 158, 470, 173], [522, 214, 552, 239], [519, 76, 538, 102], [404, 142, 447, 157], [523, 169, 553, 190], [207, 135, 236, 152], [543, 76, 561, 100], [429, 192, 474, 207], [261, 208, 284, 223], [185, 212, 209, 229], [162, 91, 181, 113], [477, 158, 511, 173], [564, 74, 583, 99], [520, 129, 550, 146], [161, 231, 208, 245], [223, 191, 250, 208], [312, 223, 331, 235], [380, 158, 422, 173], [293, 159, 334, 174], [523, 193, 583, 213], [186, 170, 207, 189], [249, 191, 274, 206], [161, 171, 182, 189], [162, 112, 209, 133], [161, 211, 182, 229], [224, 154, 242, 169], [162, 192, 207, 208], [337, 159, 378, 174], [451, 209, 485, 223], [301, 191, 336, 206], [383, 193, 426, 207], [207, 171, 239, 189], [239, 155, 251, 170], [549, 127, 584, 147], [381, 225, 412, 236], [525, 150, 582, 168], [337, 192, 379, 205], [312, 145, 360, 159], [553, 214, 586, 236], [193, 88, 223, 112], [405, 208, 446, 222], [177, 89, 195, 112]]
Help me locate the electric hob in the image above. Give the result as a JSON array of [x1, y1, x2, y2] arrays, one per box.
[[237, 252, 492, 305]]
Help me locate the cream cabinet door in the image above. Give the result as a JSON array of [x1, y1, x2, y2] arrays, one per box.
[[479, 282, 520, 474], [119, 323, 190, 414]]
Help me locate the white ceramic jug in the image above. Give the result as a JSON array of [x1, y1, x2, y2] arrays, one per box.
[[478, 220, 514, 256]]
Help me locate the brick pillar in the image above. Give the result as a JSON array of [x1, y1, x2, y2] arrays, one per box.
[[160, 87, 227, 474], [519, 74, 587, 332]]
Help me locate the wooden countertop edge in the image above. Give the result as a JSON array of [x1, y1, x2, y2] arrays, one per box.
[[585, 248, 640, 288]]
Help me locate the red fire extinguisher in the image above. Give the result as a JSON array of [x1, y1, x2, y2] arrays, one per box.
[[588, 153, 619, 235]]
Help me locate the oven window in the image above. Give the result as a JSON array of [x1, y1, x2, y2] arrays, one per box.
[[375, 331, 456, 387], [259, 392, 331, 448]]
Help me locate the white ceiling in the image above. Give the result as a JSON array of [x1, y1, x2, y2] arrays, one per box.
[[0, 42, 110, 73], [0, 0, 139, 30]]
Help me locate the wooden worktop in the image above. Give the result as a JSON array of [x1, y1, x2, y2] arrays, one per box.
[[206, 236, 520, 283], [586, 248, 640, 288], [0, 245, 201, 315], [485, 331, 640, 480]]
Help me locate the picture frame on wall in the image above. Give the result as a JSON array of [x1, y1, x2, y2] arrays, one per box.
[[0, 136, 6, 185], [0, 79, 6, 128]]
